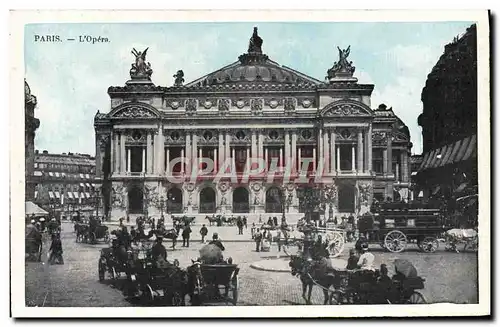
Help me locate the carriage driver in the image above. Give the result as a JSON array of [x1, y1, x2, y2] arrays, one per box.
[[151, 236, 167, 261]]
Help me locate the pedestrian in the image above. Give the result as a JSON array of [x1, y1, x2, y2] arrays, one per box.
[[150, 217, 156, 230], [267, 217, 273, 227], [119, 217, 124, 228], [48, 233, 64, 265], [236, 217, 244, 235], [346, 248, 359, 270], [251, 223, 256, 239], [151, 236, 167, 261], [276, 229, 282, 253], [182, 223, 192, 247], [200, 224, 208, 243], [254, 228, 262, 252], [243, 216, 247, 229], [273, 216, 278, 227]]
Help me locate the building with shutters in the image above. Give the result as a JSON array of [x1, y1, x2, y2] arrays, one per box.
[[415, 24, 478, 226], [94, 27, 413, 223], [33, 150, 97, 217]]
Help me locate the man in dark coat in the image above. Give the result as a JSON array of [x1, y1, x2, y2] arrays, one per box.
[[254, 228, 262, 252], [200, 224, 208, 243], [48, 233, 64, 264], [208, 233, 225, 251], [182, 224, 192, 247], [151, 237, 167, 261], [236, 217, 244, 235]]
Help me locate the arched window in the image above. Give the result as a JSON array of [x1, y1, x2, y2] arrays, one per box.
[[167, 187, 183, 214], [199, 187, 216, 213], [265, 186, 283, 213], [233, 187, 249, 213]]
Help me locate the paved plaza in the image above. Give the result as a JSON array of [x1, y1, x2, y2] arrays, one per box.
[[25, 222, 478, 307]]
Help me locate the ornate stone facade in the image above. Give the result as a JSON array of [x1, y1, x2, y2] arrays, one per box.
[[25, 80, 40, 201], [94, 28, 412, 224]]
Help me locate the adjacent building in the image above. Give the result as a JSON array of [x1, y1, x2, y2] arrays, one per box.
[[33, 150, 97, 217], [94, 28, 413, 223], [416, 24, 478, 226], [25, 80, 40, 201]]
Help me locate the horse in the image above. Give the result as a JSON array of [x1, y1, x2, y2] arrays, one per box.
[[442, 228, 478, 252], [289, 255, 339, 305], [205, 215, 219, 226]]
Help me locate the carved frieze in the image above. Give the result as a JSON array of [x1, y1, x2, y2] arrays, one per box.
[[324, 103, 363, 116], [111, 184, 126, 209], [97, 134, 110, 151], [284, 98, 296, 112], [185, 99, 197, 115], [164, 130, 185, 144], [250, 98, 263, 114], [335, 128, 356, 140], [232, 98, 250, 109], [111, 98, 123, 108], [357, 182, 372, 206], [299, 98, 315, 109], [218, 99, 230, 112], [264, 98, 284, 109], [114, 106, 156, 118], [164, 98, 185, 110], [372, 131, 387, 144]]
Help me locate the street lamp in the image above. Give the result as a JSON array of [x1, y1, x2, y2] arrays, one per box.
[[159, 195, 166, 219], [94, 186, 101, 219]]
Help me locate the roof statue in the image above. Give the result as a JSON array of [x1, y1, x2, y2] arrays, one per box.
[[130, 47, 153, 80], [173, 70, 185, 86], [248, 27, 263, 54], [327, 45, 357, 83]]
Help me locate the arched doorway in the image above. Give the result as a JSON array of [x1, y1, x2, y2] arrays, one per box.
[[128, 184, 143, 214], [233, 187, 249, 213], [167, 187, 183, 214], [266, 186, 283, 213], [338, 183, 356, 213], [199, 187, 216, 213]]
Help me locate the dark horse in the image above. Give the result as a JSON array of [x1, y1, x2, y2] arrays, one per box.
[[289, 255, 339, 305]]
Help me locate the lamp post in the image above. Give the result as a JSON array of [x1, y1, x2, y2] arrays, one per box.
[[94, 186, 101, 219], [159, 195, 165, 220]]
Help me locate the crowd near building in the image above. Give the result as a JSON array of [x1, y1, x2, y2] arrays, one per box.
[[414, 24, 478, 227], [32, 150, 97, 218], [94, 28, 413, 224]]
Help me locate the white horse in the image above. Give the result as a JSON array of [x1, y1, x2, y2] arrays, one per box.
[[442, 228, 478, 253]]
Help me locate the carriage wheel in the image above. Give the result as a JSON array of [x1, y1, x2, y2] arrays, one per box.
[[231, 276, 239, 305], [37, 244, 43, 262], [111, 267, 117, 280], [98, 264, 105, 282], [143, 284, 155, 302], [384, 230, 407, 253], [326, 231, 345, 258], [420, 237, 439, 253], [406, 291, 427, 304]]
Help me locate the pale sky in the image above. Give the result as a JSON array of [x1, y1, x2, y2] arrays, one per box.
[[25, 21, 473, 156]]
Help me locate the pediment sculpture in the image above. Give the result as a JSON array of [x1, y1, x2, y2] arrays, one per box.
[[130, 47, 153, 80], [114, 106, 156, 118]]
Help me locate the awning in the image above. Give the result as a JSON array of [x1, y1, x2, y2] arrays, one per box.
[[34, 171, 42, 176], [85, 192, 91, 198], [25, 201, 49, 216], [48, 191, 54, 199], [49, 172, 54, 177], [432, 185, 441, 195], [55, 191, 60, 198], [67, 192, 74, 199], [80, 183, 85, 187], [34, 191, 38, 199], [85, 174, 90, 179], [455, 182, 468, 193], [86, 183, 91, 188], [55, 172, 60, 178], [418, 134, 477, 172], [73, 192, 79, 198], [80, 173, 85, 178], [92, 183, 96, 187], [62, 172, 66, 177]]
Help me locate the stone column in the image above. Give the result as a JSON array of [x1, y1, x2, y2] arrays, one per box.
[[330, 130, 336, 174], [318, 128, 323, 164], [185, 133, 191, 174], [395, 162, 400, 181], [279, 147, 283, 168], [265, 148, 269, 172], [127, 148, 131, 173], [141, 147, 146, 173], [231, 148, 236, 169], [367, 124, 373, 172], [291, 130, 297, 173], [351, 145, 356, 172], [225, 131, 231, 165], [110, 131, 115, 174], [120, 132, 126, 174], [158, 127, 165, 175], [166, 147, 170, 175], [336, 146, 340, 171], [218, 133, 224, 171], [298, 147, 302, 172], [323, 130, 329, 173], [258, 131, 264, 159], [284, 131, 290, 168], [214, 148, 218, 173], [199, 148, 202, 170], [357, 129, 363, 173], [192, 132, 198, 171], [251, 131, 257, 159], [246, 148, 250, 170], [383, 149, 388, 174], [180, 149, 185, 174], [313, 148, 316, 172], [387, 133, 393, 175], [146, 132, 152, 174]]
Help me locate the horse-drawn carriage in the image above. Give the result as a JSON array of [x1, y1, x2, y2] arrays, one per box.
[[187, 260, 239, 306], [330, 259, 427, 305], [25, 224, 43, 262], [441, 228, 478, 253], [98, 245, 132, 281], [126, 242, 188, 305], [75, 222, 110, 244], [360, 202, 445, 253], [205, 214, 238, 226]]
